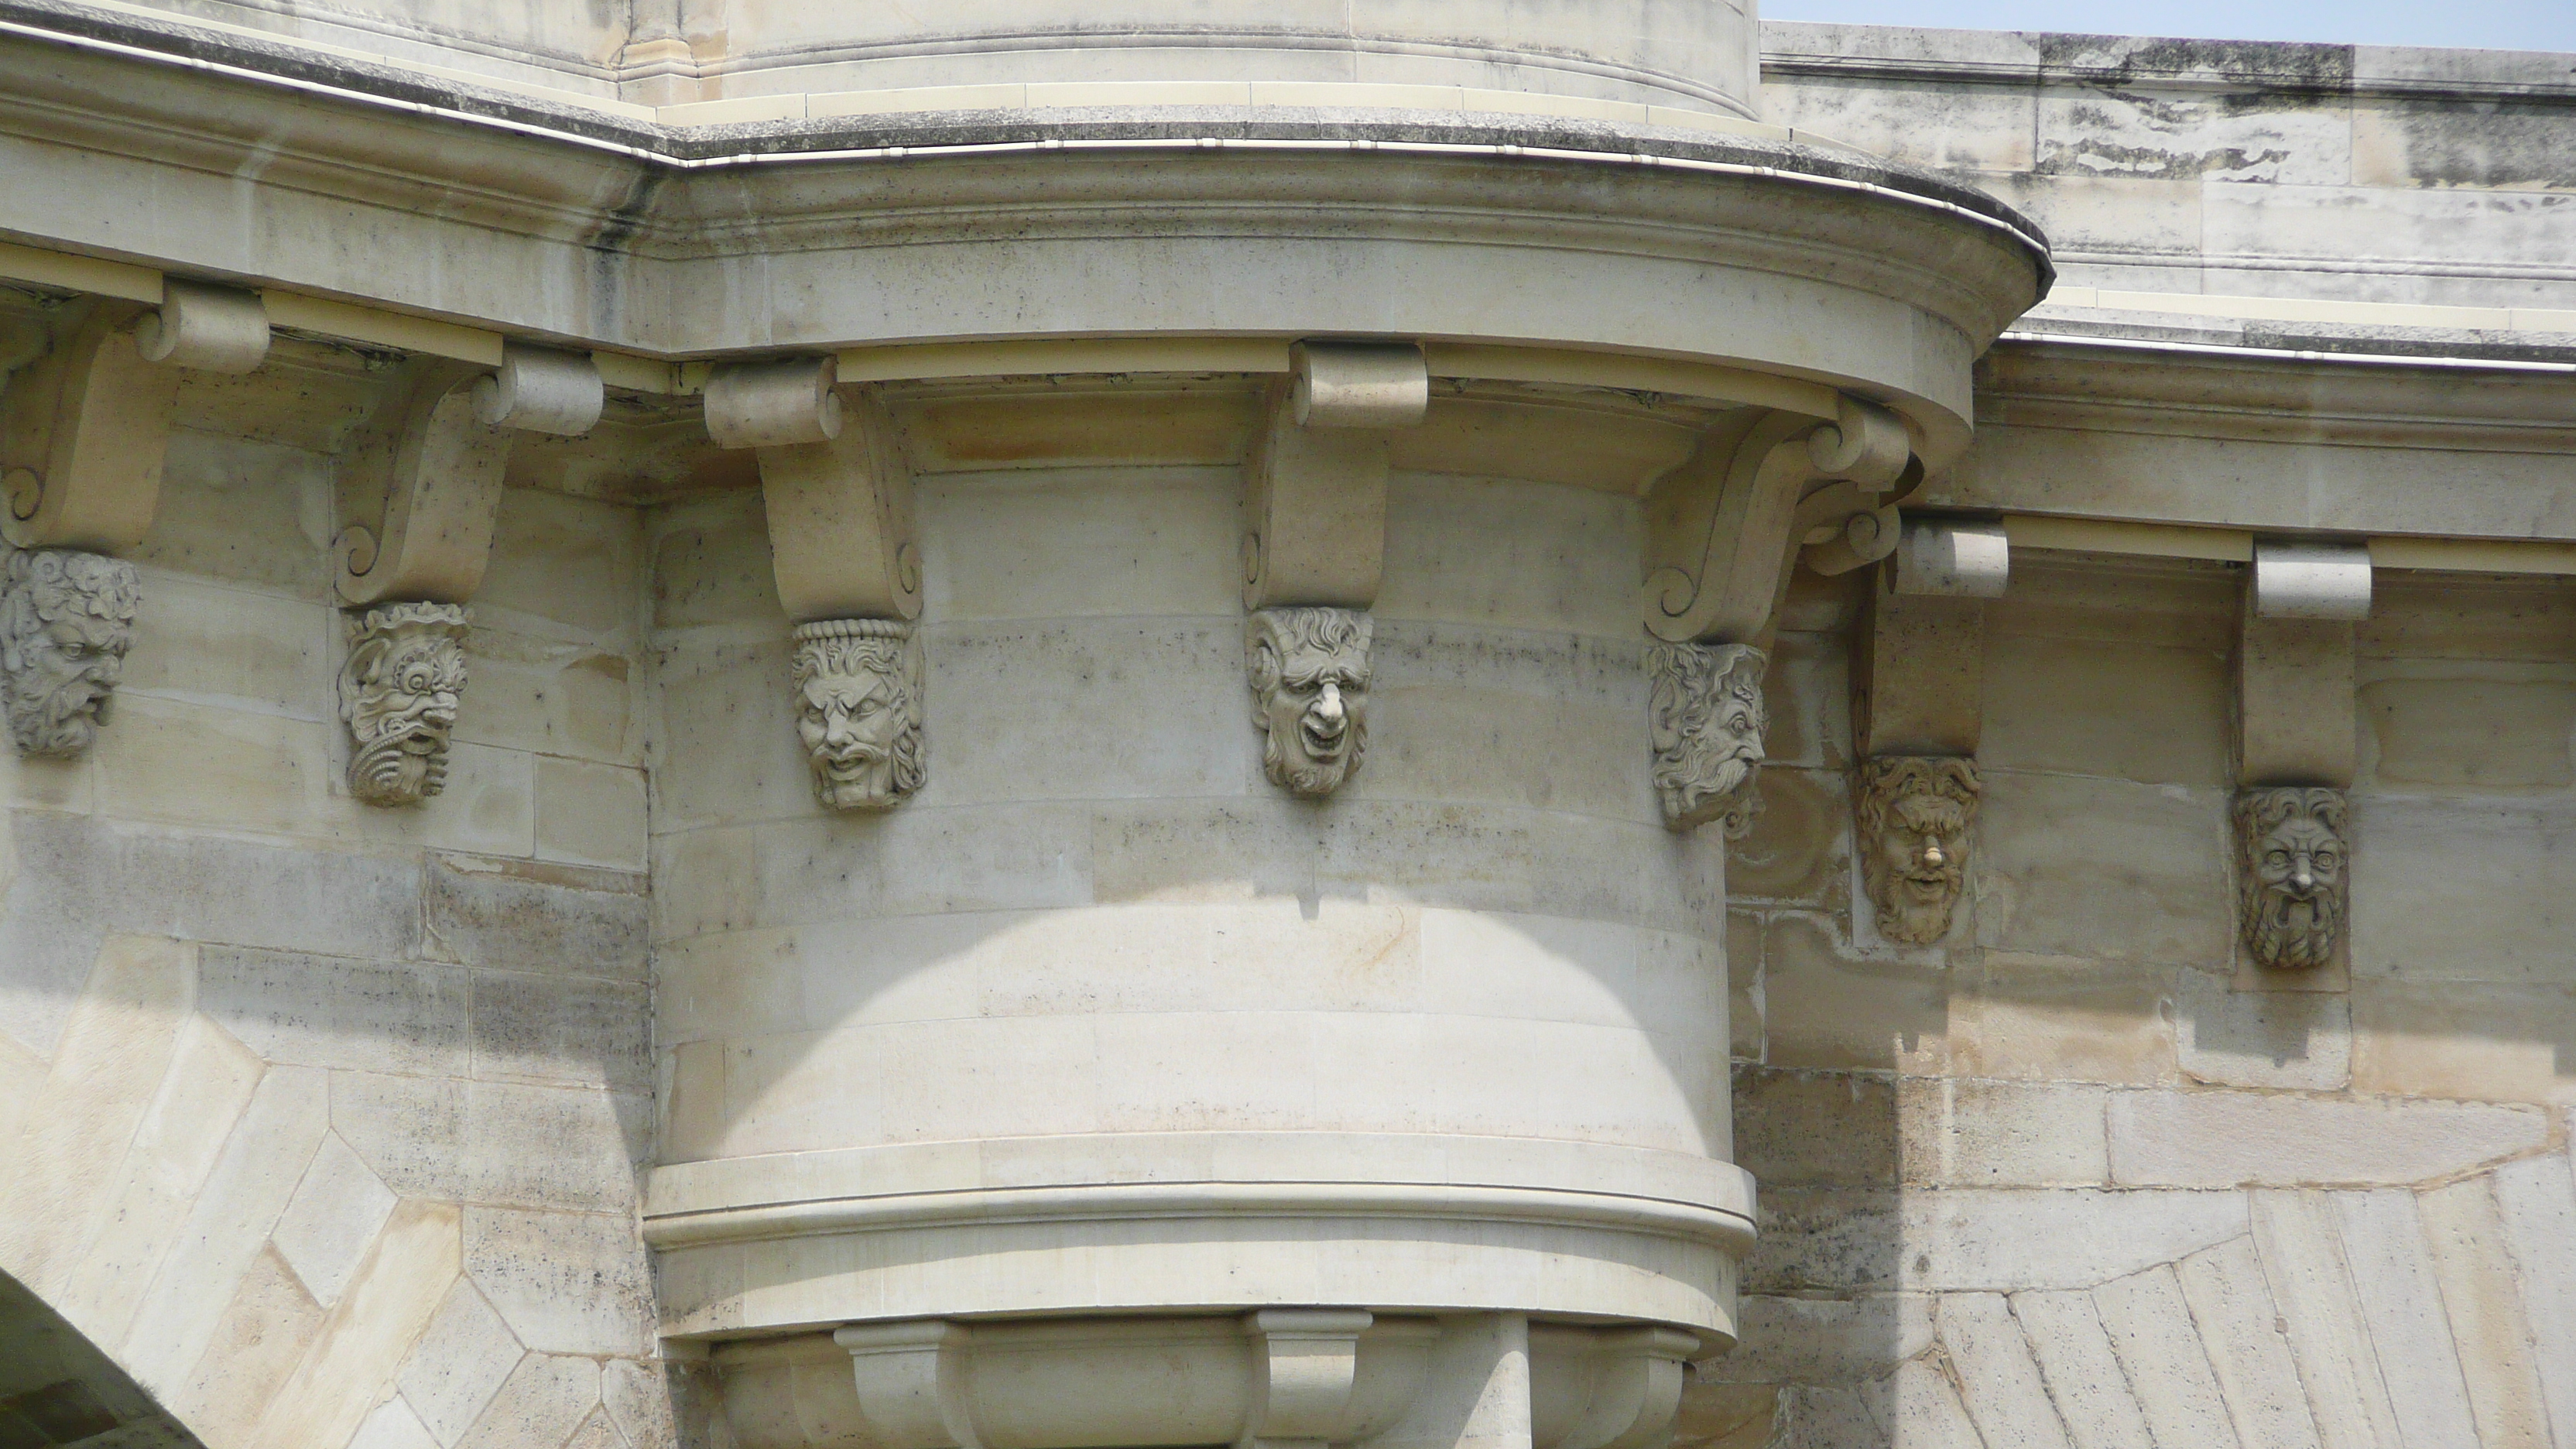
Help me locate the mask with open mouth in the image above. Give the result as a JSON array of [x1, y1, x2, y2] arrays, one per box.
[[1646, 641, 1768, 835], [1246, 607, 1372, 798], [341, 601, 469, 807], [793, 618, 927, 812], [1855, 755, 1980, 944], [2236, 786, 2348, 969]]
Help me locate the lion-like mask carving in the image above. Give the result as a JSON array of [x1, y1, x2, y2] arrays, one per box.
[[1856, 756, 1980, 945], [341, 601, 468, 807], [0, 547, 140, 758], [1246, 607, 1371, 798], [793, 619, 926, 811], [2235, 786, 2348, 970], [1646, 642, 1767, 835]]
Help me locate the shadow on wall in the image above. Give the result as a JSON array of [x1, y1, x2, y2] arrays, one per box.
[[0, 1266, 204, 1449], [1684, 560, 2576, 1447]]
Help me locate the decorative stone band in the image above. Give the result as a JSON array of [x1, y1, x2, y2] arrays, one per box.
[[1246, 607, 1372, 798], [340, 601, 468, 807], [1645, 641, 1768, 835], [1855, 756, 1982, 946], [2235, 786, 2349, 970], [0, 546, 139, 758], [790, 618, 926, 811], [642, 1131, 1755, 1339], [713, 1312, 1704, 1449]]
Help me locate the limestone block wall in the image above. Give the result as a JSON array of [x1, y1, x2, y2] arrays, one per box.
[[1686, 553, 2576, 1447], [0, 382, 677, 1449]]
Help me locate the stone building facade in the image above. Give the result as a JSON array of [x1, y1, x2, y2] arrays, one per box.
[[0, 5, 2569, 1448]]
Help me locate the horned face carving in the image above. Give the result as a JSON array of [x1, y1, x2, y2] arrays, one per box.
[[1246, 607, 1371, 798], [0, 547, 139, 758], [1856, 756, 1980, 944], [2235, 786, 2348, 970], [793, 619, 926, 811], [341, 601, 468, 807], [1646, 642, 1767, 835]]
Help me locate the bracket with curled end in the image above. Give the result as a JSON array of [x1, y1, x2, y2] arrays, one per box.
[[706, 355, 921, 623], [1639, 394, 1915, 645], [332, 358, 514, 607]]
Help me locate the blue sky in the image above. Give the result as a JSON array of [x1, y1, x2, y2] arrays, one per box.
[[1759, 0, 2576, 53]]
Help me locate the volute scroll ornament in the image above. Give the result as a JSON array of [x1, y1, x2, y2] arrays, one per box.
[[1855, 756, 1980, 945], [2235, 786, 2348, 970], [341, 601, 469, 807], [793, 618, 927, 812], [1645, 641, 1767, 836], [0, 546, 139, 758]]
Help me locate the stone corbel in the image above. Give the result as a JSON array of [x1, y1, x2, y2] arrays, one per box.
[[2235, 540, 2367, 971], [835, 1321, 977, 1449], [1848, 518, 2006, 945], [3, 281, 271, 551], [706, 356, 927, 810], [1242, 342, 1424, 799], [1528, 1326, 1701, 1449], [1238, 1310, 1399, 1449], [330, 346, 603, 805], [0, 282, 267, 757], [1640, 394, 1913, 648]]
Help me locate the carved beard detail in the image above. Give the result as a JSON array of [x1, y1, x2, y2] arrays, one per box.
[[341, 602, 469, 808], [1855, 756, 1980, 946], [0, 549, 139, 759], [792, 619, 927, 812], [1646, 642, 1768, 835], [1247, 608, 1371, 799], [2235, 786, 2350, 970]]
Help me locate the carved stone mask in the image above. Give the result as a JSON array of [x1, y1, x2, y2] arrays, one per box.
[[1246, 607, 1371, 798], [1646, 642, 1767, 835], [341, 601, 468, 807], [1855, 756, 1980, 945], [2236, 786, 2348, 970], [792, 619, 926, 811], [0, 547, 139, 758]]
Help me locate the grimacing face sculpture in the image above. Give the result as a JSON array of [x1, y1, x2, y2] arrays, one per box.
[[341, 601, 469, 807], [2235, 786, 2348, 970], [0, 547, 140, 758], [792, 619, 926, 811], [1246, 607, 1371, 797], [1646, 641, 1768, 835], [1855, 756, 1980, 945]]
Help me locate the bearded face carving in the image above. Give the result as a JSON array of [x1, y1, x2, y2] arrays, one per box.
[[0, 548, 140, 758], [341, 602, 468, 807], [1855, 756, 1980, 945], [793, 619, 926, 811], [1246, 608, 1371, 798], [1646, 642, 1768, 835], [2236, 786, 2348, 970]]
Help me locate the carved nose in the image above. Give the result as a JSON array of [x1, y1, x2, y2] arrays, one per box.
[[1313, 682, 1345, 725], [1922, 841, 1944, 868], [824, 714, 858, 746], [2292, 863, 2314, 892]]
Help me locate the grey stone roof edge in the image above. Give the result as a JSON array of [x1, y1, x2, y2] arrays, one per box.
[[0, 0, 2051, 278], [1761, 19, 2576, 98]]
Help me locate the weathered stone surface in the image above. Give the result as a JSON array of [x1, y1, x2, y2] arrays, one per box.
[[200, 947, 469, 1078], [2176, 976, 2352, 1091], [2089, 1266, 2237, 1449], [2417, 1177, 2554, 1448], [454, 1353, 601, 1449], [1902, 1190, 2249, 1293], [245, 1198, 462, 1449], [1731, 1067, 1897, 1187], [166, 1244, 323, 1447], [400, 1279, 526, 1449], [1972, 771, 2231, 966], [2176, 1238, 2323, 1449], [2108, 1092, 2546, 1187], [2009, 1291, 2154, 1449], [465, 969, 650, 1094], [1703, 1294, 1934, 1386], [1937, 1292, 2075, 1449], [2489, 1155, 2576, 1447], [1898, 1079, 2108, 1187], [2247, 1192, 2402, 1449], [2328, 1191, 2479, 1447], [269, 1132, 399, 1308], [1949, 954, 2175, 1087], [1760, 914, 1948, 1073], [462, 1208, 654, 1358], [420, 853, 648, 981]]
